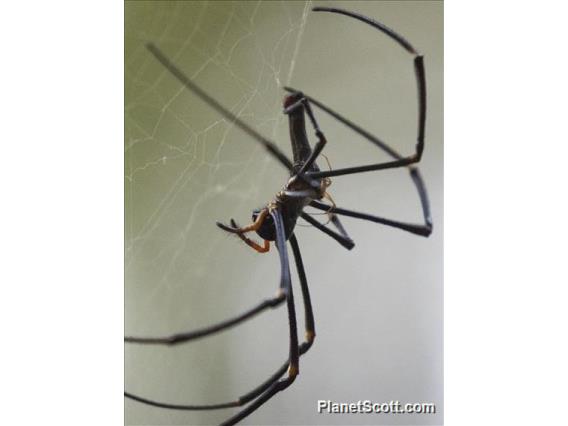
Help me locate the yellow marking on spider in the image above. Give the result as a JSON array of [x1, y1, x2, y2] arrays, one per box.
[[288, 364, 299, 378]]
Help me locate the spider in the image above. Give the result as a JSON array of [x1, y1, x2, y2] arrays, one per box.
[[125, 7, 432, 426]]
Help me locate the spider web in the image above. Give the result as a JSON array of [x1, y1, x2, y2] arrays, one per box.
[[125, 2, 443, 425], [125, 2, 314, 425], [125, 1, 310, 288]]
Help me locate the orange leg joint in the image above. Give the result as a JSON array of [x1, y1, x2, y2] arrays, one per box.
[[236, 234, 270, 253], [224, 209, 271, 254]]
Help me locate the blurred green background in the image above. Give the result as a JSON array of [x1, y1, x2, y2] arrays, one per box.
[[125, 1, 443, 425]]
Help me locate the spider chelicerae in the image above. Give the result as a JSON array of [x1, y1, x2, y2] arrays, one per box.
[[125, 7, 433, 426]]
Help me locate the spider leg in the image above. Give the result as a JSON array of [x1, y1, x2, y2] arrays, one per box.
[[146, 43, 294, 173], [296, 6, 427, 180], [284, 87, 426, 239], [124, 211, 307, 420], [124, 286, 286, 345], [236, 236, 270, 253], [282, 84, 425, 179], [281, 8, 431, 237], [220, 208, 299, 425], [295, 88, 432, 236], [310, 168, 432, 237], [230, 218, 270, 254], [291, 89, 432, 236], [330, 213, 354, 242], [125, 213, 285, 345], [284, 47, 424, 179], [216, 209, 271, 253], [289, 234, 316, 355], [283, 8, 427, 179], [146, 44, 323, 192], [220, 233, 317, 412], [300, 212, 355, 250], [329, 212, 346, 234], [216, 209, 268, 235]]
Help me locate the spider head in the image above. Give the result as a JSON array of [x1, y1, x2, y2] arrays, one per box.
[[283, 92, 304, 111]]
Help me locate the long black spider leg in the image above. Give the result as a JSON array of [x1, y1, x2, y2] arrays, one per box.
[[124, 239, 313, 411], [125, 292, 285, 346], [145, 43, 294, 172], [221, 233, 318, 413], [220, 208, 300, 426], [302, 5, 426, 179], [286, 91, 432, 236], [282, 8, 431, 237], [124, 289, 288, 409], [124, 210, 304, 418], [330, 214, 352, 241], [284, 6, 426, 179], [286, 89, 422, 178], [300, 212, 354, 250], [289, 234, 315, 353], [310, 167, 432, 237], [229, 234, 317, 411], [299, 90, 433, 236], [125, 293, 287, 409]]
